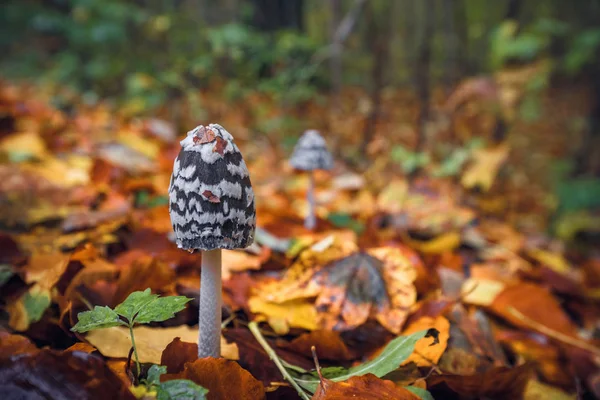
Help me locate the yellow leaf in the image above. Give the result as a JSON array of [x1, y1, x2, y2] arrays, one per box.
[[461, 278, 505, 306], [248, 297, 318, 332], [401, 316, 450, 366], [85, 325, 239, 363], [523, 379, 575, 400], [405, 231, 461, 254], [118, 129, 161, 160], [461, 144, 509, 191], [377, 179, 408, 213], [527, 249, 571, 274], [0, 131, 48, 159]]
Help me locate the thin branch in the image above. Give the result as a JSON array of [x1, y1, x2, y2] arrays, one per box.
[[248, 322, 311, 400], [508, 307, 600, 357]]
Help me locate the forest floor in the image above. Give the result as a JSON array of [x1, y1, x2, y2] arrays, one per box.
[[0, 75, 598, 400]]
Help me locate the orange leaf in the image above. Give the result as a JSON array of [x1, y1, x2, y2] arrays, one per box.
[[401, 316, 449, 366], [489, 283, 579, 337], [161, 357, 265, 400], [313, 374, 420, 400]]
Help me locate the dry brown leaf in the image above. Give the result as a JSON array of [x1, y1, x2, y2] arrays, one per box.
[[489, 283, 579, 337], [282, 330, 355, 361], [428, 363, 533, 399], [85, 325, 238, 363], [162, 357, 265, 400]]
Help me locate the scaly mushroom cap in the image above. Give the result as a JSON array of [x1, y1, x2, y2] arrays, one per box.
[[168, 123, 255, 251], [289, 129, 333, 171]]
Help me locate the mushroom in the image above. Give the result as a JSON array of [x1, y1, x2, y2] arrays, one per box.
[[289, 129, 333, 230], [168, 123, 255, 358]]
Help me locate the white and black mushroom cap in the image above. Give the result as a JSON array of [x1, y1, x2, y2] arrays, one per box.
[[168, 123, 256, 251], [289, 129, 334, 171]]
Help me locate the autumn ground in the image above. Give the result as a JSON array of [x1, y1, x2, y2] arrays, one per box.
[[0, 77, 599, 400]]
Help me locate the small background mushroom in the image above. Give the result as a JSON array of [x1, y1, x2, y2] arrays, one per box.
[[289, 130, 333, 230]]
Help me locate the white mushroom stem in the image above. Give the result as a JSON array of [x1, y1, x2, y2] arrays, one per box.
[[305, 171, 317, 230], [199, 249, 222, 358]]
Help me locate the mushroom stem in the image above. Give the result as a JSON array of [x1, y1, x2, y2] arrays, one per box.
[[305, 170, 316, 230], [199, 248, 222, 358]]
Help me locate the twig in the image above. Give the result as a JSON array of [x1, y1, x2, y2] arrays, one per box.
[[248, 322, 311, 400], [311, 346, 326, 392], [508, 307, 600, 357]]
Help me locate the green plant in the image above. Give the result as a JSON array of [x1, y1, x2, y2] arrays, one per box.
[[138, 365, 208, 400], [71, 288, 191, 377], [249, 321, 437, 400]]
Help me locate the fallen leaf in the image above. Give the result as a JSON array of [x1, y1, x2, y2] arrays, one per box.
[[282, 330, 355, 361], [523, 379, 575, 400], [428, 363, 532, 399], [249, 297, 318, 333], [461, 144, 509, 191], [316, 247, 418, 333], [113, 256, 175, 305], [161, 357, 265, 400], [404, 231, 462, 254], [0, 332, 38, 359], [161, 337, 199, 373], [85, 325, 239, 363], [313, 373, 420, 400], [489, 283, 579, 337], [401, 316, 449, 366], [461, 278, 505, 306], [222, 249, 264, 281], [0, 349, 135, 400]]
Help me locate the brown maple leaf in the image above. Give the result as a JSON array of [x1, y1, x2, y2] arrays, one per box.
[[202, 190, 221, 203], [193, 126, 216, 145]]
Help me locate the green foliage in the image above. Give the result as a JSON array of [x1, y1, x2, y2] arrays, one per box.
[[22, 290, 52, 323], [290, 329, 433, 393], [143, 365, 208, 400], [71, 305, 124, 332], [71, 288, 191, 377], [73, 288, 191, 331], [391, 146, 430, 174], [0, 1, 322, 111]]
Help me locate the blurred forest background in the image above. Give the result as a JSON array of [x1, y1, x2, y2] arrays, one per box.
[[1, 0, 600, 242]]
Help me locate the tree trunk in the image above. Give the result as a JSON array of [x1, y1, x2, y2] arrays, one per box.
[[414, 0, 435, 153]]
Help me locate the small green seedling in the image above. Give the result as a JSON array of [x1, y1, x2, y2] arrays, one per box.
[[71, 288, 191, 377], [137, 365, 208, 400]]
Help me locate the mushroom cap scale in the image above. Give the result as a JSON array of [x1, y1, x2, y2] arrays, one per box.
[[169, 123, 256, 251], [289, 129, 333, 171]]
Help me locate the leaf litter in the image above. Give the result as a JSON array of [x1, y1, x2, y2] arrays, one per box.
[[0, 80, 598, 399]]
